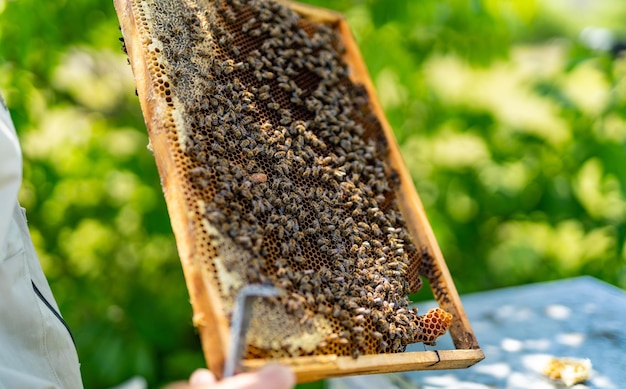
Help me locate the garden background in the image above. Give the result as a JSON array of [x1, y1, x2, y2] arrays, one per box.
[[1, 0, 625, 387]]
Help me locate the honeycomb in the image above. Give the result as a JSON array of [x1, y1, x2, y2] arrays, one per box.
[[543, 358, 592, 387], [119, 0, 451, 360]]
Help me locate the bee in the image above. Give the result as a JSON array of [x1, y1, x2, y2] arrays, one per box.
[[286, 298, 301, 313], [218, 34, 231, 46], [222, 5, 237, 23], [353, 335, 366, 348], [235, 235, 252, 248], [276, 267, 287, 277], [278, 278, 293, 289], [250, 173, 268, 184], [242, 18, 256, 33]]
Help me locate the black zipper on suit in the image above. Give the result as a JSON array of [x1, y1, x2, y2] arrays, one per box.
[[31, 280, 76, 345]]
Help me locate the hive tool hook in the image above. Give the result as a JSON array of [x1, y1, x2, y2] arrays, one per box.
[[223, 284, 282, 378]]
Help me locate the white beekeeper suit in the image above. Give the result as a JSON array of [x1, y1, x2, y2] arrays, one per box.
[[0, 95, 83, 388]]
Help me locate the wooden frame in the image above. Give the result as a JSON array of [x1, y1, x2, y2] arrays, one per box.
[[114, 0, 484, 382]]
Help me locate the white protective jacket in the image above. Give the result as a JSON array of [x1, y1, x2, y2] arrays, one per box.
[[0, 97, 83, 388]]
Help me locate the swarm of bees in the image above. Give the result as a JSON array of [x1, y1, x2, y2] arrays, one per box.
[[130, 0, 452, 359]]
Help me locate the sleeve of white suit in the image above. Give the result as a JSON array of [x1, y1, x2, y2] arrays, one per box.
[[0, 97, 84, 388], [0, 98, 22, 253]]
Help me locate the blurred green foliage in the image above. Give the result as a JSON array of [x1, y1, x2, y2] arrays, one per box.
[[1, 0, 625, 387]]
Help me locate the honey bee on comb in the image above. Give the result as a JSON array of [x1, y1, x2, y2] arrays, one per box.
[[116, 0, 483, 381]]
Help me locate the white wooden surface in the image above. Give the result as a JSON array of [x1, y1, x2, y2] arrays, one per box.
[[329, 276, 626, 389]]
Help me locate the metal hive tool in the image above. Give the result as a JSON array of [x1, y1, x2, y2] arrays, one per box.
[[114, 0, 484, 382]]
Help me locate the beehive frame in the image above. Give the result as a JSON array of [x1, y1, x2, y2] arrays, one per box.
[[114, 0, 484, 382]]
